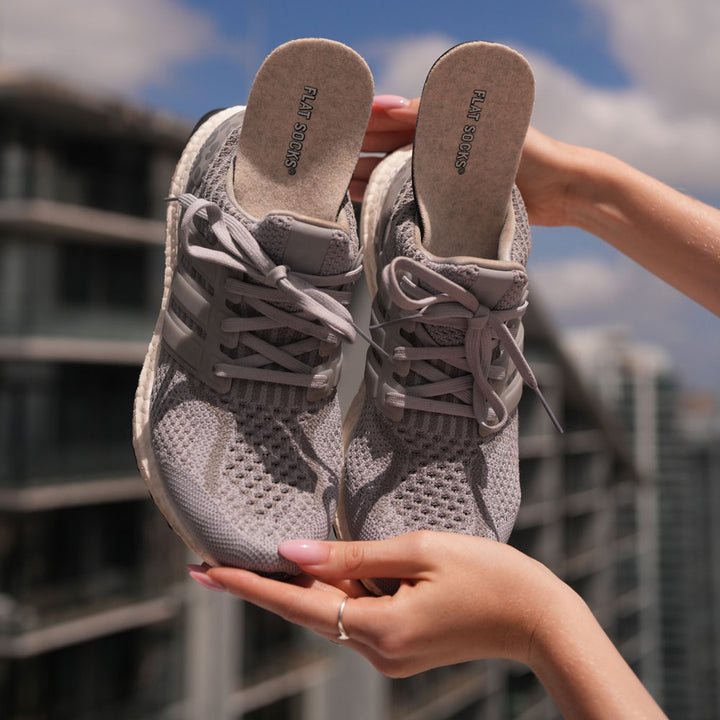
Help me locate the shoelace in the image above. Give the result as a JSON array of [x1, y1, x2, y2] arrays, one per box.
[[375, 256, 562, 434], [172, 193, 363, 390]]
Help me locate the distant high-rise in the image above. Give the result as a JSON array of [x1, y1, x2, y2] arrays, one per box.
[[566, 326, 720, 720]]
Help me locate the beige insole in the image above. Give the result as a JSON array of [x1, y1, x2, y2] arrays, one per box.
[[233, 39, 373, 222], [413, 42, 534, 259]]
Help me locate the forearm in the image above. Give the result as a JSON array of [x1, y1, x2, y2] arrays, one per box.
[[567, 147, 720, 315], [529, 582, 666, 719]]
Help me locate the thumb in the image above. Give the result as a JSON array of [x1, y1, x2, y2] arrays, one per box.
[[278, 532, 434, 580]]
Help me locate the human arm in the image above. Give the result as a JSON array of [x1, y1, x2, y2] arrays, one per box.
[[199, 531, 666, 719], [356, 98, 720, 315], [517, 127, 720, 315]]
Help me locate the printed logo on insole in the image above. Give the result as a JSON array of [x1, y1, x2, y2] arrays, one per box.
[[285, 86, 318, 175], [454, 89, 486, 175]]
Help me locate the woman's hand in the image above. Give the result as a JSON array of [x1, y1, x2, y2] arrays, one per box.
[[350, 96, 720, 314], [193, 531, 667, 718], [350, 96, 419, 203], [201, 531, 560, 678], [351, 96, 573, 227]]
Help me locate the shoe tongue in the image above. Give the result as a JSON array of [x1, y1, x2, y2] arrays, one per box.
[[428, 258, 518, 309], [422, 260, 519, 347], [253, 212, 356, 276], [465, 264, 519, 308]]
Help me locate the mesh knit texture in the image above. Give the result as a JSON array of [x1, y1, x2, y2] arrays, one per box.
[[385, 178, 529, 309], [149, 111, 359, 574], [343, 176, 529, 593]]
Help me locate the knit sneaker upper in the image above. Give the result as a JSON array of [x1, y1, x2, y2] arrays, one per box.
[[343, 172, 538, 560], [150, 111, 361, 573]]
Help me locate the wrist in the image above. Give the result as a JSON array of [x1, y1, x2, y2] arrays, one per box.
[[564, 145, 626, 234], [525, 578, 598, 679], [495, 551, 577, 666], [522, 565, 667, 719]]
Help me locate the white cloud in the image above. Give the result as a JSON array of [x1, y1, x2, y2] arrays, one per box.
[[531, 0, 720, 193], [531, 256, 626, 310], [524, 49, 720, 194], [0, 0, 221, 95], [581, 0, 720, 118], [365, 34, 458, 98], [532, 256, 679, 320], [366, 2, 720, 196], [532, 256, 720, 393]]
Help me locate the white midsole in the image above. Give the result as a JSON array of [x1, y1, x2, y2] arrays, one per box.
[[131, 106, 244, 565]]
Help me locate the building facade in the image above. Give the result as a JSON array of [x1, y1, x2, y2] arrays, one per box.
[[0, 76, 656, 719], [566, 327, 720, 720], [0, 73, 190, 718]]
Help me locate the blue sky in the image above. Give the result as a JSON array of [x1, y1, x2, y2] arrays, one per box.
[[137, 0, 630, 117], [2, 0, 719, 394]]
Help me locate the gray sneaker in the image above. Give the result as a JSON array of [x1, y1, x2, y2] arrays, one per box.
[[338, 42, 558, 593], [133, 39, 373, 574]]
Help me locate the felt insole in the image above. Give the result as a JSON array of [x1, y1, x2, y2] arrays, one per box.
[[413, 42, 534, 259], [234, 38, 373, 222]]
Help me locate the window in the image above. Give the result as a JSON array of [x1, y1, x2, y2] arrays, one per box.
[[0, 113, 153, 217], [0, 238, 163, 340], [242, 602, 306, 686], [0, 362, 140, 486], [509, 525, 542, 557], [615, 557, 639, 596], [0, 118, 35, 199], [58, 242, 150, 311], [52, 135, 151, 216], [564, 512, 596, 556], [506, 669, 546, 717], [0, 621, 184, 719], [564, 452, 597, 495], [0, 501, 183, 631], [392, 664, 489, 717]]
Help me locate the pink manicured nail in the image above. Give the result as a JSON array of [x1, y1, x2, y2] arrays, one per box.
[[188, 566, 226, 592], [373, 94, 410, 109], [278, 539, 330, 565]]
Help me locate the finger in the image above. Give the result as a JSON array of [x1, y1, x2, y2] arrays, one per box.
[[282, 579, 397, 654], [294, 574, 370, 599], [319, 587, 426, 657], [353, 156, 382, 183], [206, 567, 381, 656], [366, 97, 420, 133], [207, 567, 348, 636], [188, 563, 227, 592], [362, 129, 415, 153], [382, 97, 420, 124], [366, 110, 415, 133], [384, 106, 420, 121], [310, 598, 397, 666], [205, 567, 416, 668], [278, 532, 436, 580]]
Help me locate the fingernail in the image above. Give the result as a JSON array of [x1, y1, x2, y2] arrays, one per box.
[[278, 539, 330, 565], [373, 94, 410, 109], [187, 566, 226, 592]]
